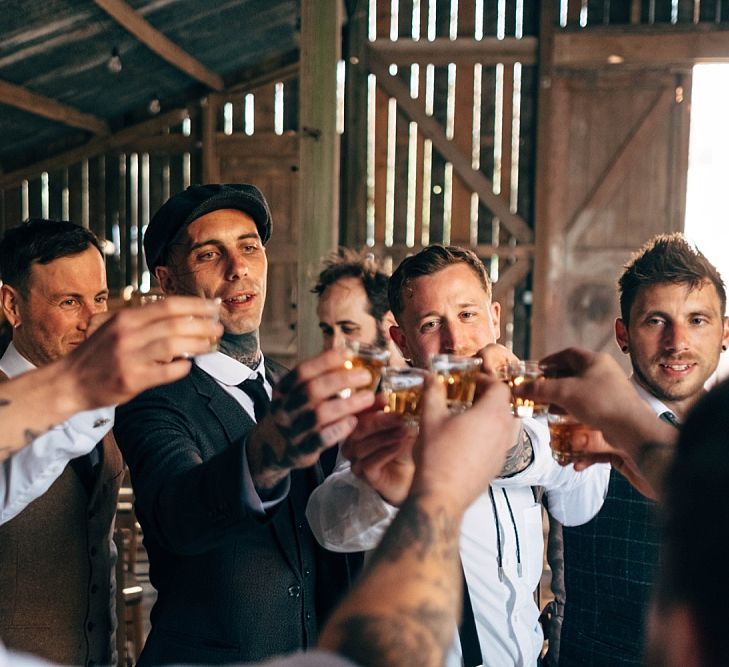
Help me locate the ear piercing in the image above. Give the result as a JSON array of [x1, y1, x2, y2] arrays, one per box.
[[621, 345, 628, 352]]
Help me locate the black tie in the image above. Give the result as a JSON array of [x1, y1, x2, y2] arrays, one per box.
[[659, 411, 680, 429], [459, 568, 482, 667], [238, 374, 270, 422]]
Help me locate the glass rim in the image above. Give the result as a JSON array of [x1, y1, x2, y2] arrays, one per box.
[[429, 353, 483, 370]]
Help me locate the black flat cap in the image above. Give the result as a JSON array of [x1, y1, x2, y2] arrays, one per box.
[[144, 183, 272, 272]]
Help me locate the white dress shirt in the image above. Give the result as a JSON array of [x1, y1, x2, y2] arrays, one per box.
[[306, 417, 611, 667], [193, 351, 289, 514], [629, 375, 677, 420], [0, 342, 115, 525]]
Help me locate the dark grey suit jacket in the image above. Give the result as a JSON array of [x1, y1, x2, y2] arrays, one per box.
[[114, 360, 355, 665]]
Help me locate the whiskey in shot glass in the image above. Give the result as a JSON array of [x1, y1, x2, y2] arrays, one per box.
[[430, 354, 482, 413], [381, 367, 428, 426]]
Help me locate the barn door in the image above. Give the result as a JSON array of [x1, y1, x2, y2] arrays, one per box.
[[532, 69, 691, 364]]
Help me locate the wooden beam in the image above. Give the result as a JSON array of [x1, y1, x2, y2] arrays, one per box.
[[0, 79, 109, 135], [554, 26, 729, 68], [368, 47, 534, 244], [0, 108, 191, 189], [566, 87, 674, 245], [369, 37, 537, 66], [297, 0, 342, 359], [493, 257, 532, 302], [93, 0, 224, 91]]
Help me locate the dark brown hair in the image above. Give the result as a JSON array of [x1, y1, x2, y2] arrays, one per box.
[[619, 233, 726, 324], [388, 245, 492, 321], [312, 248, 391, 324]]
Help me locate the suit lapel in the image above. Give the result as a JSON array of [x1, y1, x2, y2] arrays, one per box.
[[189, 364, 302, 575]]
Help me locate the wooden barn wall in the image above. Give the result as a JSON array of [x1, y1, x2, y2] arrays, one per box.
[[0, 0, 727, 360]]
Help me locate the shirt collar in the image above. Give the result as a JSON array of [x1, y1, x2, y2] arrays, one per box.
[[194, 350, 266, 386], [0, 341, 37, 378], [629, 374, 674, 418]]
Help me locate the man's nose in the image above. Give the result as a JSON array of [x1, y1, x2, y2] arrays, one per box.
[[226, 253, 250, 281]]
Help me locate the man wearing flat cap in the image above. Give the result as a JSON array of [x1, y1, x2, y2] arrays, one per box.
[[114, 184, 372, 665]]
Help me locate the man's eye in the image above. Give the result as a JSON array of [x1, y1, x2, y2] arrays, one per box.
[[242, 244, 259, 253], [342, 326, 360, 336], [197, 251, 218, 261], [421, 320, 438, 332], [461, 311, 477, 320], [61, 299, 78, 307]]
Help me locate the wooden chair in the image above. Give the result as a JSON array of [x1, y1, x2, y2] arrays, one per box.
[[114, 496, 145, 666]]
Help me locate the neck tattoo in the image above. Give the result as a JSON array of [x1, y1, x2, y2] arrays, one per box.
[[219, 331, 262, 369]]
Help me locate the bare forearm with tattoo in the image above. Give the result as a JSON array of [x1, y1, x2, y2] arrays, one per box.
[[498, 425, 534, 477], [319, 492, 462, 667], [0, 364, 85, 461]]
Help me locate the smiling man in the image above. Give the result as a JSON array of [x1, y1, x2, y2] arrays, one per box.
[[557, 233, 729, 667], [0, 219, 122, 667], [114, 184, 373, 665]]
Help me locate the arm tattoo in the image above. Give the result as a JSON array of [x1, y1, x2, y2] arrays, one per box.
[[498, 425, 534, 478], [331, 494, 460, 667], [334, 606, 453, 667]]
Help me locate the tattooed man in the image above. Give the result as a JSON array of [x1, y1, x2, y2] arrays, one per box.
[[307, 245, 611, 667], [114, 185, 372, 666]]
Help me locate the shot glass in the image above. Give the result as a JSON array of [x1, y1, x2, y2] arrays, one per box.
[[341, 340, 390, 396], [504, 360, 548, 418], [547, 409, 592, 465], [430, 354, 482, 413], [381, 366, 428, 426]]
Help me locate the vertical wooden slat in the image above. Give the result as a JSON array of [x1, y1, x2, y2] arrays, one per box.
[[340, 1, 369, 247], [68, 162, 83, 225], [298, 0, 342, 358], [88, 156, 106, 240], [283, 76, 300, 132], [48, 169, 64, 220], [202, 94, 222, 183], [373, 0, 391, 246], [500, 64, 515, 240], [450, 0, 476, 246], [392, 0, 412, 247], [630, 0, 642, 23], [105, 154, 123, 291], [1, 187, 22, 231], [254, 82, 277, 133], [677, 0, 695, 22], [531, 0, 556, 359], [668, 72, 692, 230], [567, 0, 583, 26], [27, 177, 42, 219]]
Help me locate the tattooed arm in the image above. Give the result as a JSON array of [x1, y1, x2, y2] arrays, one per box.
[[247, 349, 376, 490], [319, 376, 514, 667], [0, 296, 221, 461], [498, 424, 534, 477]]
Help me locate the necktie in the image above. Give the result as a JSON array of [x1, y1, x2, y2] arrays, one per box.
[[659, 411, 680, 429], [238, 374, 270, 422], [459, 567, 482, 667]]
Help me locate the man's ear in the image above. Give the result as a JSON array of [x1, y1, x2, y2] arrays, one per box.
[[490, 301, 501, 340], [721, 316, 729, 352], [389, 324, 410, 360], [616, 318, 629, 353], [155, 266, 177, 295], [1, 284, 22, 327], [381, 311, 398, 342]]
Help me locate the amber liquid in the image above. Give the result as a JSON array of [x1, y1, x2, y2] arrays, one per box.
[[437, 370, 478, 411], [384, 387, 422, 423], [548, 419, 591, 465], [509, 375, 548, 417], [346, 355, 387, 391]]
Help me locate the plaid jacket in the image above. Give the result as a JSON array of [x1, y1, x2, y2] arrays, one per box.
[[558, 469, 660, 666]]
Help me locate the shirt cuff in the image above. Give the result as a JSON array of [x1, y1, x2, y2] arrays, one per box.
[[241, 440, 290, 515]]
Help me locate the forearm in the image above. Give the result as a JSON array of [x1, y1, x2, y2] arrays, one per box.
[[318, 492, 462, 667], [0, 360, 89, 461]]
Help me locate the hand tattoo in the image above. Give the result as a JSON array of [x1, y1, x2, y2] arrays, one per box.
[[499, 425, 534, 477]]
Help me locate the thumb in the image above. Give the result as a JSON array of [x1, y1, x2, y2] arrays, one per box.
[[418, 374, 448, 432]]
